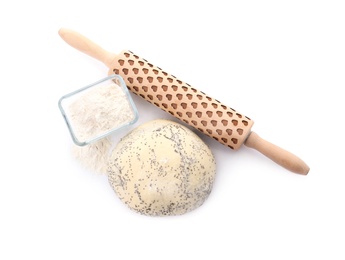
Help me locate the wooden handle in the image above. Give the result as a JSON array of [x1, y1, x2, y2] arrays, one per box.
[[245, 132, 309, 175], [58, 28, 117, 68]]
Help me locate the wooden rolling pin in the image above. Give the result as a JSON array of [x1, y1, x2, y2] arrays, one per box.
[[58, 28, 309, 175]]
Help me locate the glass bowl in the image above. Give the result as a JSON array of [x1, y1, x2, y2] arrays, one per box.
[[58, 74, 138, 146]]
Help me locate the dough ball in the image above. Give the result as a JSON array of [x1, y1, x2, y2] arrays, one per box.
[[107, 119, 216, 216]]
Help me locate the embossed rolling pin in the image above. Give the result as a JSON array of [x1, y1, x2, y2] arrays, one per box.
[[58, 28, 309, 175]]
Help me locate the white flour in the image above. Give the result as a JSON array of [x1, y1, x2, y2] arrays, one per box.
[[69, 83, 136, 174], [69, 83, 135, 142], [72, 137, 112, 174]]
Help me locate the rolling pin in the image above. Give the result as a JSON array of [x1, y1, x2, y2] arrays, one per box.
[[58, 28, 309, 175]]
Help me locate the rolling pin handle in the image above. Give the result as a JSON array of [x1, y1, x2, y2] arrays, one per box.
[[244, 132, 310, 175], [58, 28, 117, 69]]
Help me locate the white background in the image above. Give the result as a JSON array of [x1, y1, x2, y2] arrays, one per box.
[[1, 0, 344, 259]]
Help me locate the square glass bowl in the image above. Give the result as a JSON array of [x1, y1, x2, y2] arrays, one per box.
[[58, 74, 138, 146]]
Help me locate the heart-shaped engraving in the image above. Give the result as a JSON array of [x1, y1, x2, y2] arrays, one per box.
[[147, 76, 153, 83], [236, 113, 242, 118], [151, 85, 158, 92], [226, 129, 232, 135], [122, 68, 129, 75], [216, 129, 222, 135], [231, 138, 238, 144]]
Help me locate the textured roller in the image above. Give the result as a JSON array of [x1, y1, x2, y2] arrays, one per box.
[[113, 50, 253, 150]]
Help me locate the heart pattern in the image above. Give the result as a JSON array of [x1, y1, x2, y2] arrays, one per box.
[[112, 51, 253, 150]]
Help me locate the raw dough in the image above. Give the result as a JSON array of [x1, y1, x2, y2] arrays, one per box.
[[107, 119, 216, 216]]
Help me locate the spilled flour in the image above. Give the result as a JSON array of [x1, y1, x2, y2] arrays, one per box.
[[68, 82, 136, 174], [72, 137, 112, 174]]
